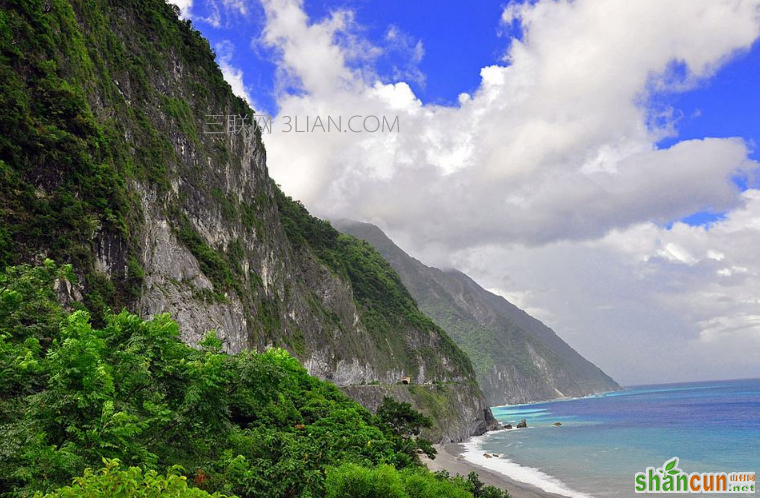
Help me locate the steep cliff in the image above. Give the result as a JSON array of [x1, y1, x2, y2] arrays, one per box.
[[336, 221, 621, 406], [0, 0, 495, 441]]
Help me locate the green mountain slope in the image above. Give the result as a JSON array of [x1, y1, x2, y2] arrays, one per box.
[[0, 0, 495, 441], [336, 221, 620, 406]]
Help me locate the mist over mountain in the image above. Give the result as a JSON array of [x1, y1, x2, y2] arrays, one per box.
[[337, 220, 620, 406]]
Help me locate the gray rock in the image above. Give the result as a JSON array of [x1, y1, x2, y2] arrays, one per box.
[[66, 4, 498, 444]]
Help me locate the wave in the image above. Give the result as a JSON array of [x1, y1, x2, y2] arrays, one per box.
[[462, 433, 595, 498], [491, 405, 547, 415], [490, 390, 622, 410]]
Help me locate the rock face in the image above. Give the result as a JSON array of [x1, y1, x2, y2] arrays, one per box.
[[342, 382, 497, 443], [0, 0, 496, 442], [336, 221, 621, 406]]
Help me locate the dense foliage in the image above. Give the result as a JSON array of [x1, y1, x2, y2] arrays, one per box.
[[326, 464, 471, 498], [274, 187, 430, 331], [324, 465, 510, 498], [0, 262, 509, 497], [35, 459, 230, 498], [423, 301, 547, 380]]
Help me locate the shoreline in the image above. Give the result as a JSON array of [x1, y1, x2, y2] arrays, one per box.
[[489, 387, 624, 410], [431, 392, 611, 498], [421, 443, 566, 498]]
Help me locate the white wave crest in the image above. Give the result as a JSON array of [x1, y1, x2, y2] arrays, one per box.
[[462, 434, 595, 498]]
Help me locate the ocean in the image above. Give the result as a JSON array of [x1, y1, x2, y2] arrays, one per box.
[[463, 378, 760, 498]]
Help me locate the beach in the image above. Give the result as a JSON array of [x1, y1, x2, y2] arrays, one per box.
[[457, 380, 760, 498], [422, 444, 563, 498]]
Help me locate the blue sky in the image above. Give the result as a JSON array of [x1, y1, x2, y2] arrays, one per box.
[[656, 39, 760, 225], [189, 0, 759, 228], [189, 0, 760, 142], [177, 0, 760, 384], [191, 0, 512, 109]]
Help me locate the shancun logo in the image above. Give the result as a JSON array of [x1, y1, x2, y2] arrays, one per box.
[[635, 457, 755, 493]]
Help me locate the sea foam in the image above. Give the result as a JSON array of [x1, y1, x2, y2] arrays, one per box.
[[462, 432, 594, 498]]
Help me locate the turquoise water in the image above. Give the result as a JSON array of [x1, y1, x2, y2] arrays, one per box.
[[464, 379, 759, 498]]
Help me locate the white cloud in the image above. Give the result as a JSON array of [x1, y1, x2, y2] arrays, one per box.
[[215, 40, 257, 107], [260, 0, 760, 247], [250, 0, 760, 383], [220, 63, 252, 103], [487, 287, 554, 323], [600, 190, 760, 355], [169, 0, 249, 29], [167, 0, 193, 18], [222, 0, 248, 16], [449, 193, 760, 384], [384, 25, 426, 87]]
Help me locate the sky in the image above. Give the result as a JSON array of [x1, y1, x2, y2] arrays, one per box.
[[170, 0, 760, 386]]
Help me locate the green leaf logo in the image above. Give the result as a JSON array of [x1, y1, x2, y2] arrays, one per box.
[[664, 458, 679, 473]]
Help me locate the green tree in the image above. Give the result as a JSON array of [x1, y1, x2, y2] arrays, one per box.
[[35, 459, 232, 498], [376, 397, 436, 460], [467, 471, 511, 498], [377, 397, 432, 438]]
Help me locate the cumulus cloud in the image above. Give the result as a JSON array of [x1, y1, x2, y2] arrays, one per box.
[[252, 0, 760, 383], [603, 191, 760, 351], [261, 0, 760, 247], [167, 0, 193, 18]]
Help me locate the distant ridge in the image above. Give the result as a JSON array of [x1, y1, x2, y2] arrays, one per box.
[[336, 220, 620, 406]]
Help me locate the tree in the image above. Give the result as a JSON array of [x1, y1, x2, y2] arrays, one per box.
[[376, 397, 432, 438], [0, 262, 480, 496], [376, 397, 436, 460], [35, 459, 232, 498], [467, 471, 512, 498]]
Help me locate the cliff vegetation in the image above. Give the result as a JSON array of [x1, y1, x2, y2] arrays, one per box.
[[0, 262, 509, 498]]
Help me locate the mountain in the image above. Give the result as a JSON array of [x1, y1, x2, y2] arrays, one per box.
[[336, 221, 620, 406], [0, 0, 495, 441]]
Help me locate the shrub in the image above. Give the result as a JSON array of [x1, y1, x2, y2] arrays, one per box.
[[325, 464, 474, 498], [35, 459, 231, 497], [325, 464, 407, 498]]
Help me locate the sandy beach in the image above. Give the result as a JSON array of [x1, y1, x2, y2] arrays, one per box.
[[421, 444, 564, 498]]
